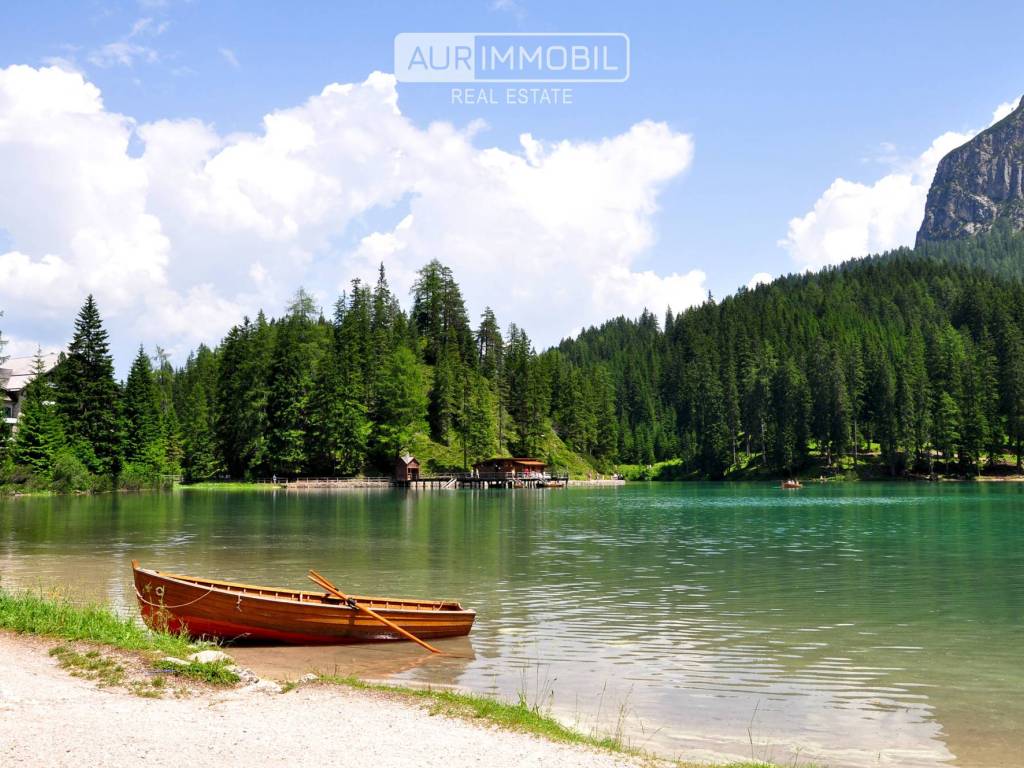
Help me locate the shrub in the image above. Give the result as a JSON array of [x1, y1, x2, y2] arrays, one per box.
[[119, 462, 159, 491], [49, 448, 94, 493]]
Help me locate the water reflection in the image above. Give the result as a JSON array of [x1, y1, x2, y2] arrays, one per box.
[[1, 483, 1022, 767]]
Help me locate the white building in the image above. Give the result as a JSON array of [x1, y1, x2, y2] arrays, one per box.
[[1, 353, 61, 428]]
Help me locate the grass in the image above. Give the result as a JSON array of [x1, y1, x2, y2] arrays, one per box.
[[152, 657, 240, 685], [311, 675, 801, 768], [0, 586, 238, 690], [176, 481, 280, 492], [319, 674, 624, 750], [49, 645, 126, 686], [0, 586, 199, 657]]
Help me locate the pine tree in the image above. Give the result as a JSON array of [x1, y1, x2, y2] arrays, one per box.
[[10, 349, 64, 474], [375, 347, 427, 460], [266, 295, 325, 475], [217, 317, 266, 477], [153, 347, 182, 473], [306, 326, 370, 475], [179, 347, 220, 481], [477, 308, 504, 380], [1001, 326, 1024, 469], [412, 260, 474, 366], [123, 346, 163, 470], [456, 372, 497, 468], [770, 357, 809, 474], [55, 295, 123, 476]]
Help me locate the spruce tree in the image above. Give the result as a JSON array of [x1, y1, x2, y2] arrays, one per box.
[[123, 346, 163, 469], [179, 347, 221, 481], [266, 304, 322, 475], [306, 326, 370, 475], [375, 347, 427, 461], [217, 313, 273, 478], [10, 349, 64, 474], [56, 295, 123, 476]]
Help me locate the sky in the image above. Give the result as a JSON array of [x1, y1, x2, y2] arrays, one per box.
[[1, 0, 1023, 375]]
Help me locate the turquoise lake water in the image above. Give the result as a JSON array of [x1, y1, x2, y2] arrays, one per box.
[[1, 482, 1021, 766]]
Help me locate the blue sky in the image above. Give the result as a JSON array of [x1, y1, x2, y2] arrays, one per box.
[[1, 1, 1023, 371]]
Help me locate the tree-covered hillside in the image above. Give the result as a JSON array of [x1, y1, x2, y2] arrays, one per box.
[[5, 229, 1024, 492], [1, 260, 612, 489], [553, 232, 1024, 477], [908, 222, 1024, 283]]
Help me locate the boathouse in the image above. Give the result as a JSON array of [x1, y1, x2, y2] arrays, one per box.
[[472, 457, 547, 477], [395, 454, 421, 482]]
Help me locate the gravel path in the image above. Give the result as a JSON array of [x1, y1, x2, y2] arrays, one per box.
[[0, 633, 644, 768]]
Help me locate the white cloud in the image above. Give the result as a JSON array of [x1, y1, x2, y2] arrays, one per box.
[[219, 48, 240, 70], [746, 272, 772, 289], [88, 41, 158, 68], [86, 16, 166, 69], [780, 97, 1021, 270], [0, 65, 700, 367]]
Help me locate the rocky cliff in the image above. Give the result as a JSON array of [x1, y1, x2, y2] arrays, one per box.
[[916, 96, 1024, 244]]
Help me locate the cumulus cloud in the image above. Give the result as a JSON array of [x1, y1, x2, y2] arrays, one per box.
[[0, 65, 700, 367], [746, 272, 772, 289], [780, 97, 1021, 270]]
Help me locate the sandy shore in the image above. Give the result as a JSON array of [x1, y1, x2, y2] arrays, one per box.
[[0, 632, 644, 768]]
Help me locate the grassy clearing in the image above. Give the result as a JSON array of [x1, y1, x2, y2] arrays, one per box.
[[311, 675, 793, 768], [175, 481, 280, 492]]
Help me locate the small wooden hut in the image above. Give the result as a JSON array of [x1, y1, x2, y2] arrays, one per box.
[[395, 454, 420, 482]]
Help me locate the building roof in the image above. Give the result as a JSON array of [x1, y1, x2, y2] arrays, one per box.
[[398, 453, 419, 465], [0, 352, 61, 394], [473, 457, 546, 467]]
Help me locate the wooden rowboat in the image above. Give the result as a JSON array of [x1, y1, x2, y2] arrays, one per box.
[[131, 561, 475, 645]]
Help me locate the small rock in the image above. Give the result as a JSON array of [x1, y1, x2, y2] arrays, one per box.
[[246, 679, 282, 694], [158, 657, 189, 667], [187, 650, 233, 664], [299, 673, 318, 684], [228, 665, 259, 685]]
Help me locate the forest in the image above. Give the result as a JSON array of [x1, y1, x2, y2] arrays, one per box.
[[2, 225, 1024, 491]]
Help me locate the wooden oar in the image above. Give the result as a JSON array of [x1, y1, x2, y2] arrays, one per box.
[[308, 569, 443, 655]]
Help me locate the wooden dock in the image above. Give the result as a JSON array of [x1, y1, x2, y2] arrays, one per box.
[[258, 473, 570, 490], [396, 472, 569, 490]]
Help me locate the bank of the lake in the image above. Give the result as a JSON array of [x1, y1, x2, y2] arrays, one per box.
[[1, 483, 1021, 767], [0, 630, 664, 768], [0, 589, 782, 767]]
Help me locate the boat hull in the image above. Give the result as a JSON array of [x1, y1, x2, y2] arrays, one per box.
[[132, 565, 475, 645]]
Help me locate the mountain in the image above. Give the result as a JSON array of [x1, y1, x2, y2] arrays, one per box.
[[917, 96, 1024, 245]]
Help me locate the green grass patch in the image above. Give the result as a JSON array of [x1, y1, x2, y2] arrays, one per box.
[[317, 674, 624, 750], [175, 481, 280, 492], [49, 645, 126, 687], [152, 658, 240, 685], [0, 586, 199, 658], [312, 675, 794, 767]]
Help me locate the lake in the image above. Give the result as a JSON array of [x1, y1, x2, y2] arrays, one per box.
[[1, 483, 1021, 767]]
